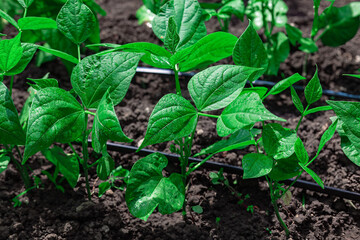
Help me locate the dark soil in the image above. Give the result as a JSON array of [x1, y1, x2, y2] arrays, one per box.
[[1, 0, 360, 239]]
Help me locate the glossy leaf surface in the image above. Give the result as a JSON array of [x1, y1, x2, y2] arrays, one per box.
[[0, 34, 23, 73], [6, 43, 38, 76], [242, 153, 273, 179], [305, 68, 322, 105], [18, 17, 57, 31]]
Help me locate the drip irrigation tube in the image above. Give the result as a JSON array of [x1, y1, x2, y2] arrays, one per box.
[[93, 141, 360, 202], [136, 67, 360, 100]]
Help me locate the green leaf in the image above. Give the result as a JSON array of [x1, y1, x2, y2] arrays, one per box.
[[241, 87, 269, 99], [42, 146, 79, 188], [340, 135, 360, 167], [24, 87, 85, 162], [97, 151, 115, 181], [263, 123, 297, 160], [192, 205, 203, 214], [38, 45, 79, 64], [299, 38, 318, 53], [285, 23, 302, 46], [266, 32, 290, 76], [17, 0, 34, 8], [263, 73, 305, 99], [0, 9, 20, 31], [71, 52, 143, 109], [56, 0, 96, 45], [27, 78, 59, 90], [92, 89, 132, 153], [153, 0, 207, 51], [268, 154, 301, 181], [173, 32, 237, 72], [233, 20, 268, 82], [164, 17, 179, 53], [195, 128, 260, 157], [0, 83, 26, 145], [290, 86, 304, 113], [188, 65, 260, 111], [139, 93, 198, 150], [6, 43, 38, 76], [114, 42, 171, 69], [136, 5, 156, 24], [217, 92, 285, 137], [294, 137, 308, 165], [218, 0, 245, 20], [0, 34, 23, 73], [19, 87, 35, 127], [98, 181, 111, 197], [242, 153, 273, 179], [305, 67, 322, 105], [316, 118, 338, 156], [304, 105, 332, 116], [125, 153, 185, 221], [0, 155, 10, 174], [299, 163, 324, 189], [344, 74, 360, 79], [18, 17, 57, 31]]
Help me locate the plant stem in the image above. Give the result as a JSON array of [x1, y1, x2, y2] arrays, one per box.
[[9, 76, 14, 96], [82, 113, 91, 201], [77, 44, 81, 62], [85, 110, 96, 116], [295, 105, 309, 133], [174, 65, 181, 96], [23, 8, 28, 18], [198, 112, 219, 118], [302, 53, 310, 77], [7, 145, 31, 189]]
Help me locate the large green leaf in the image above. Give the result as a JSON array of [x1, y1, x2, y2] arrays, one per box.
[[305, 67, 322, 105], [0, 34, 23, 73], [24, 87, 85, 162], [96, 150, 115, 181], [17, 0, 34, 8], [18, 17, 57, 31], [173, 32, 237, 72], [56, 0, 96, 45], [0, 83, 25, 145], [0, 155, 10, 174], [92, 89, 132, 153], [217, 92, 285, 137], [188, 65, 259, 111], [71, 52, 143, 109], [139, 93, 198, 150], [233, 21, 268, 82], [152, 0, 207, 51], [6, 43, 38, 76], [263, 123, 297, 160], [242, 153, 273, 179], [263, 73, 305, 99], [126, 153, 185, 221], [42, 146, 79, 188]]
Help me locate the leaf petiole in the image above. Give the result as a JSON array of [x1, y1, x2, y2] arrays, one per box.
[[198, 112, 219, 118]]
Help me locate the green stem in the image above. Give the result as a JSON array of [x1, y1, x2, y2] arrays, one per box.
[[9, 76, 14, 96], [295, 105, 309, 133], [7, 145, 31, 189], [77, 44, 81, 62], [198, 112, 219, 118], [269, 0, 276, 35], [23, 8, 28, 18], [82, 113, 91, 201], [261, 1, 271, 42], [186, 153, 214, 177], [174, 65, 181, 96], [279, 172, 302, 199], [85, 110, 96, 116], [302, 53, 310, 77]]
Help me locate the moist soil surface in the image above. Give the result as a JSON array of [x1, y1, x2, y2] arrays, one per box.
[[1, 0, 360, 239]]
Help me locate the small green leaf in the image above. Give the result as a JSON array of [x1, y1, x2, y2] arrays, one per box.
[[242, 153, 273, 179], [56, 0, 96, 45], [98, 181, 111, 197], [285, 23, 302, 45], [125, 153, 185, 221], [97, 151, 115, 181], [217, 92, 285, 137], [24, 88, 85, 162], [268, 154, 301, 181], [42, 146, 79, 188], [0, 9, 20, 31], [304, 105, 332, 116], [263, 123, 297, 160], [218, 0, 245, 20], [17, 0, 34, 8], [290, 86, 304, 113], [0, 83, 26, 145], [0, 155, 10, 174], [294, 137, 309, 165], [188, 65, 260, 111], [38, 45, 79, 64], [18, 17, 57, 31], [152, 0, 207, 51], [316, 119, 338, 156], [0, 34, 23, 73], [305, 67, 322, 105], [92, 89, 132, 153], [164, 17, 179, 53], [233, 20, 268, 82], [139, 94, 198, 150], [192, 205, 203, 214], [299, 38, 318, 53], [263, 73, 305, 99], [299, 163, 324, 189], [27, 78, 59, 90], [344, 74, 360, 79], [6, 43, 38, 76]]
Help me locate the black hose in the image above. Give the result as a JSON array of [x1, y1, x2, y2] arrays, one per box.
[[136, 67, 360, 100], [94, 141, 360, 202]]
